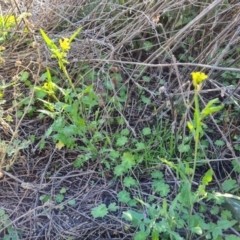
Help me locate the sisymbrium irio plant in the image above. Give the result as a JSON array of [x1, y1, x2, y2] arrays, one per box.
[[184, 72, 224, 229], [0, 15, 17, 42], [40, 27, 82, 91], [0, 15, 18, 63], [187, 72, 224, 183]]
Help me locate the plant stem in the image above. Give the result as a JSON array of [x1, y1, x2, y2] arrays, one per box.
[[191, 90, 200, 184], [62, 65, 75, 91], [188, 90, 201, 232]]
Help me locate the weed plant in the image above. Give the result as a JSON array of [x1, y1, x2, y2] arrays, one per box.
[[1, 1, 240, 240], [91, 72, 238, 240]]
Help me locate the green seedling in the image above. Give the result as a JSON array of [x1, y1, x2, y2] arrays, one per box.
[[91, 202, 119, 218], [0, 209, 21, 239]]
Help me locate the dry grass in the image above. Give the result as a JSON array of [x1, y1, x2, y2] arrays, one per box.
[[0, 0, 240, 239]]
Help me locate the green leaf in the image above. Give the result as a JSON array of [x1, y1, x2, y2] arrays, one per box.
[[222, 195, 240, 221], [55, 194, 64, 203], [123, 176, 137, 187], [0, 209, 5, 216], [59, 206, 65, 211], [191, 227, 202, 235], [142, 127, 151, 136], [91, 204, 108, 218], [178, 144, 190, 153], [148, 195, 154, 202], [69, 27, 82, 43], [201, 102, 224, 118], [114, 164, 126, 176], [214, 220, 237, 239], [143, 41, 153, 51], [202, 169, 213, 185], [179, 180, 192, 206], [85, 69, 96, 81], [73, 156, 85, 168], [135, 142, 145, 150], [40, 28, 58, 50], [141, 95, 151, 104], [116, 136, 128, 146], [122, 152, 135, 170], [63, 125, 77, 136], [225, 235, 240, 240], [152, 229, 159, 240], [232, 159, 240, 173], [122, 210, 143, 226], [128, 199, 137, 207], [187, 121, 194, 132], [121, 128, 130, 136], [39, 195, 51, 203], [211, 206, 219, 215], [20, 71, 29, 81], [222, 179, 238, 193], [109, 150, 120, 159], [153, 180, 170, 197], [179, 53, 187, 61], [221, 210, 232, 220], [201, 98, 224, 118], [208, 223, 219, 240], [68, 200, 76, 206], [151, 170, 163, 179], [108, 202, 119, 212], [134, 231, 148, 240], [60, 187, 67, 194], [35, 88, 47, 99], [189, 215, 207, 232], [234, 144, 240, 151], [134, 197, 149, 208], [142, 76, 151, 82], [214, 140, 225, 147], [155, 220, 169, 233], [40, 72, 47, 81], [117, 190, 131, 203]]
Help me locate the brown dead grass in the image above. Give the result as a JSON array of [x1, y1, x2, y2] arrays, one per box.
[[0, 0, 240, 239]]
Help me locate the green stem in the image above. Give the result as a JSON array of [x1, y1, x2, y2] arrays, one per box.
[[191, 90, 200, 184], [188, 90, 201, 231], [62, 65, 75, 92]]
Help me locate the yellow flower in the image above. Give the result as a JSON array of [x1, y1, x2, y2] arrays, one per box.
[[191, 72, 208, 90], [0, 15, 17, 30], [43, 81, 55, 95], [56, 141, 65, 150], [59, 38, 70, 52], [0, 45, 5, 51]]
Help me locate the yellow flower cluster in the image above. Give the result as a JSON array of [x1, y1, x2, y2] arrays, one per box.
[[191, 72, 208, 90], [59, 38, 70, 52], [0, 15, 17, 38], [0, 15, 17, 28]]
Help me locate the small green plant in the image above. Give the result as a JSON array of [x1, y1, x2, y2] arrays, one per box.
[[91, 203, 119, 218], [35, 66, 101, 150], [39, 194, 51, 203], [67, 199, 76, 206], [0, 209, 21, 240], [0, 139, 30, 171], [56, 187, 67, 203], [119, 72, 235, 240]]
